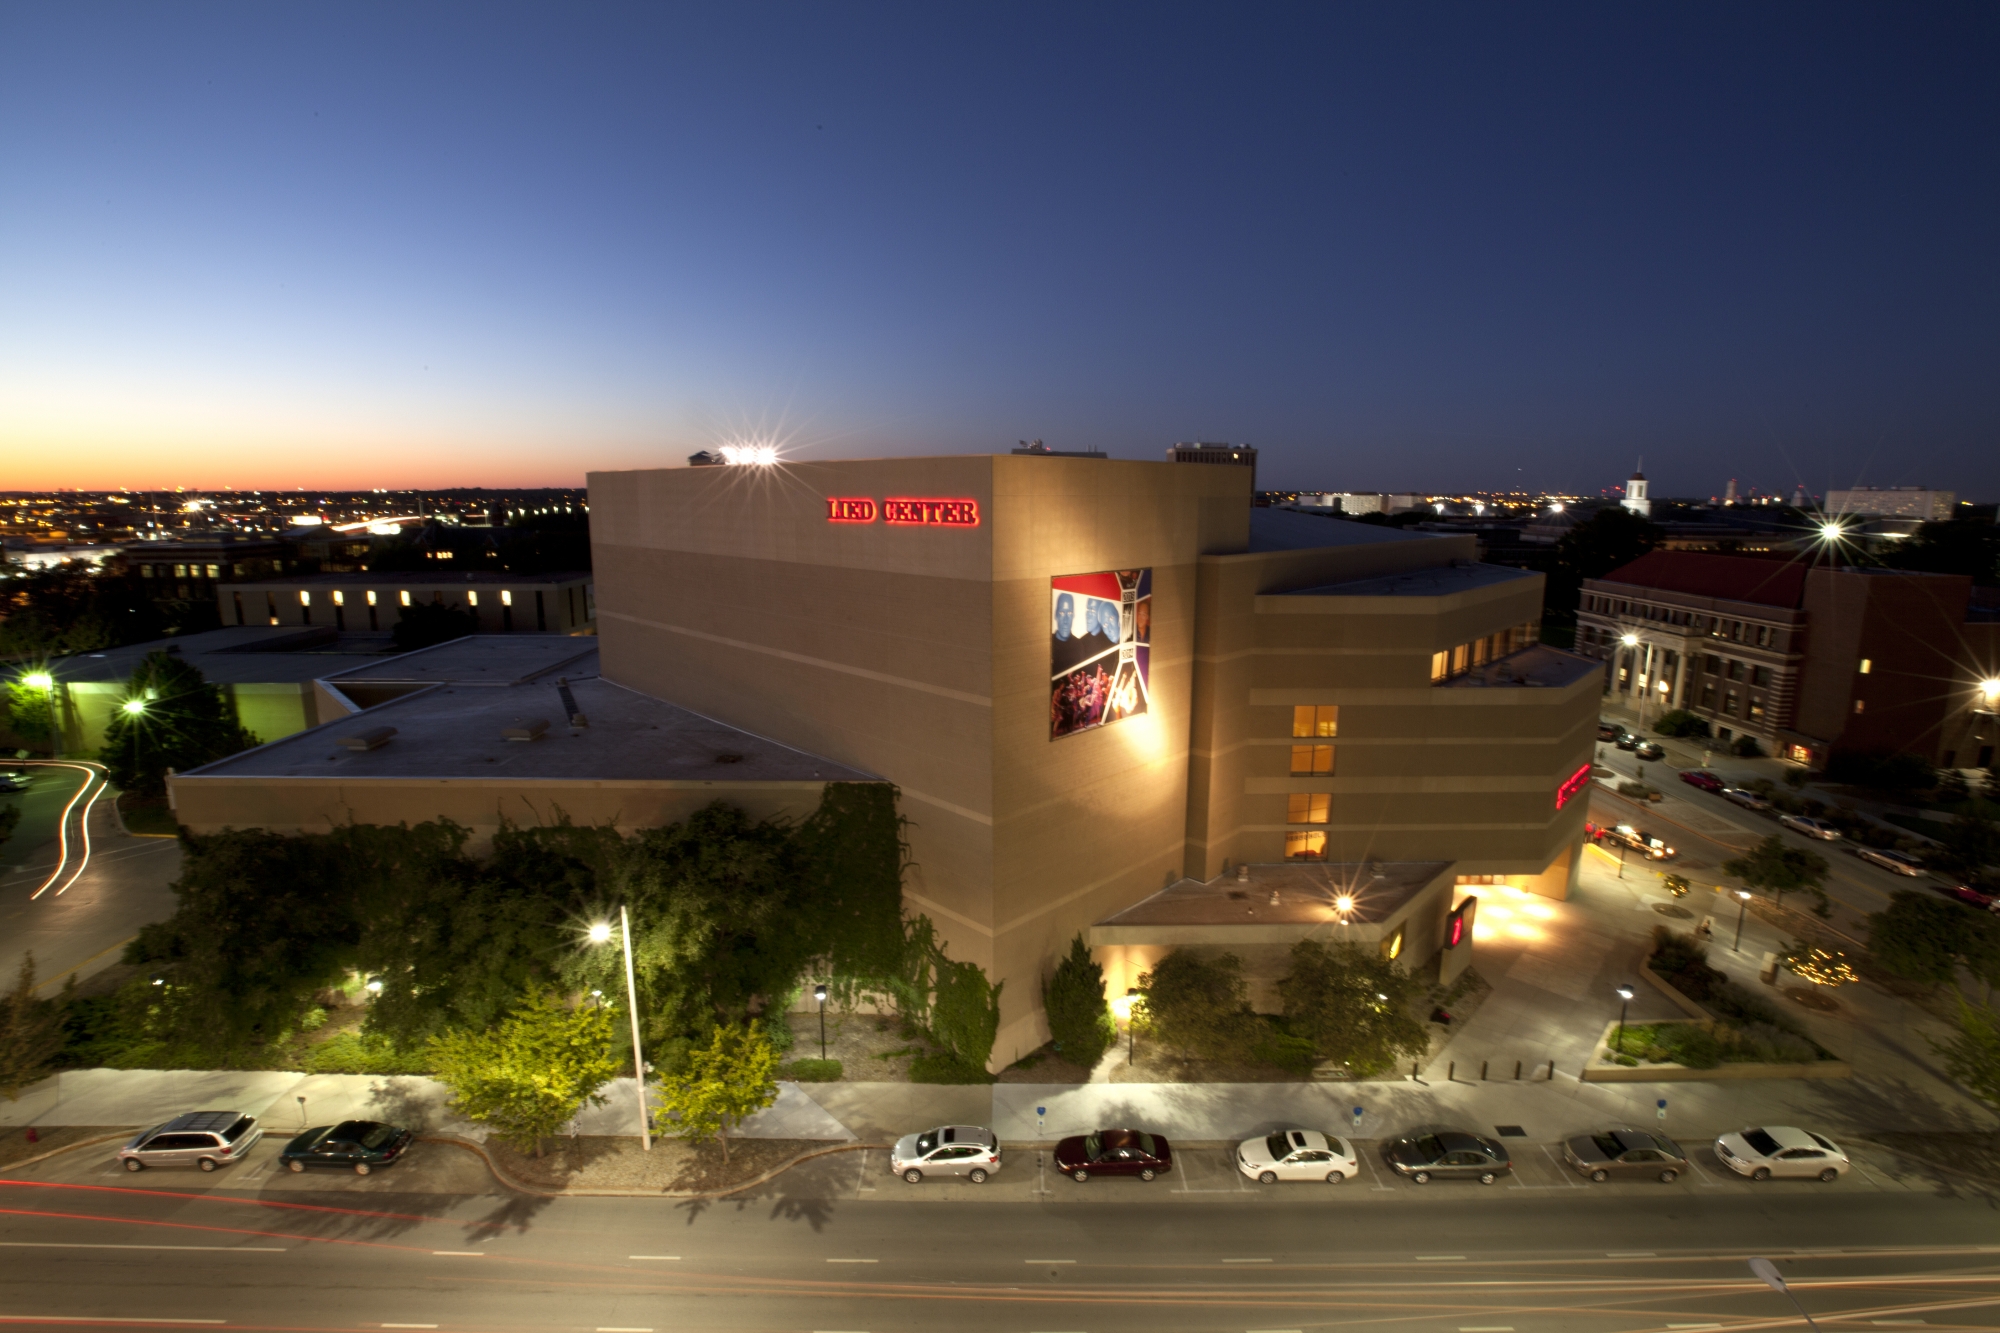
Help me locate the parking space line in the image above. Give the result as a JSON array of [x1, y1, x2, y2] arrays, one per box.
[[627, 1255, 680, 1261], [1540, 1145, 1585, 1187], [1359, 1149, 1396, 1192], [431, 1251, 484, 1257]]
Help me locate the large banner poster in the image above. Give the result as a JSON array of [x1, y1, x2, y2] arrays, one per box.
[[1050, 568, 1151, 740]]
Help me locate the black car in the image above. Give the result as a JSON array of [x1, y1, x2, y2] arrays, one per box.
[[1597, 720, 1625, 742], [1633, 740, 1665, 761], [278, 1120, 414, 1175], [1614, 732, 1639, 750], [1561, 1129, 1688, 1182], [1383, 1130, 1511, 1184]]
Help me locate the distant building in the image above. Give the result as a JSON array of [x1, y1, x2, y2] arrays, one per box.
[[1012, 440, 1108, 458], [1166, 441, 1257, 488], [1577, 551, 2000, 769], [1825, 486, 1955, 522], [217, 571, 594, 635], [111, 535, 296, 603], [1620, 468, 1651, 519]]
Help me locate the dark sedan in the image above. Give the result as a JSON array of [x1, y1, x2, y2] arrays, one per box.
[[278, 1120, 413, 1175], [1633, 740, 1665, 761], [1561, 1129, 1688, 1182], [1054, 1128, 1173, 1182], [1680, 770, 1724, 793], [1383, 1130, 1511, 1184]]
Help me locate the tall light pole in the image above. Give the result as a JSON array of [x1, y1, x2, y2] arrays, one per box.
[[24, 672, 59, 758], [1749, 1258, 1823, 1333], [1620, 634, 1641, 728], [1732, 889, 1753, 952], [1614, 983, 1635, 1057], [589, 910, 650, 1152], [814, 982, 828, 1060]]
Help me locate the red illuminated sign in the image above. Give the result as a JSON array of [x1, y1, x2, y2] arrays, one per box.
[[1554, 761, 1592, 810], [1448, 908, 1466, 948], [824, 496, 980, 528]]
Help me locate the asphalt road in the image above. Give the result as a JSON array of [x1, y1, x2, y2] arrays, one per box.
[[3, 1165, 1998, 1333]]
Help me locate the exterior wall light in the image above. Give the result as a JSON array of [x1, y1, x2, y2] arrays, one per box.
[[24, 672, 52, 689], [1620, 633, 1639, 647], [1979, 678, 2000, 709], [121, 699, 146, 715]]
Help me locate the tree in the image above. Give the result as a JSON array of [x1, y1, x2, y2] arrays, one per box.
[[1932, 810, 2000, 889], [0, 954, 66, 1100], [0, 804, 19, 858], [0, 562, 164, 659], [649, 1021, 780, 1163], [1135, 951, 1257, 1062], [100, 651, 259, 799], [3, 681, 56, 747], [1929, 999, 2000, 1109], [1867, 890, 1997, 988], [392, 601, 478, 651], [1878, 519, 2000, 587], [1043, 933, 1116, 1068], [1724, 836, 1831, 916], [1276, 939, 1428, 1076], [1652, 710, 1711, 739], [930, 955, 1002, 1073], [428, 989, 620, 1157], [1542, 507, 1663, 633]]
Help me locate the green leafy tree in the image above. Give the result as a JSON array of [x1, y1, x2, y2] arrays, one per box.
[[1724, 836, 1831, 917], [0, 563, 164, 658], [1878, 519, 2000, 586], [1867, 890, 1998, 987], [1043, 933, 1116, 1067], [1136, 950, 1257, 1062], [0, 804, 19, 857], [1930, 999, 2000, 1109], [1277, 938, 1429, 1076], [1542, 506, 1663, 633], [0, 954, 66, 1100], [100, 651, 259, 799], [392, 601, 477, 651], [1932, 810, 1999, 889], [429, 989, 620, 1158], [649, 1020, 780, 1163], [4, 680, 56, 747], [1652, 709, 1711, 739], [931, 953, 1002, 1073]]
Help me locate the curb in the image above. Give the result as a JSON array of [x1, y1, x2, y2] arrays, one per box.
[[415, 1134, 890, 1199], [1, 1129, 141, 1173]]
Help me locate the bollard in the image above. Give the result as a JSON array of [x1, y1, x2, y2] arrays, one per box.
[[1514, 1060, 1522, 1080], [1480, 1060, 1488, 1081], [1448, 1061, 1455, 1081], [1546, 1060, 1556, 1080]]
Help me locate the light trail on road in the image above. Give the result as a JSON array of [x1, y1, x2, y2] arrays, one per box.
[[23, 762, 103, 900]]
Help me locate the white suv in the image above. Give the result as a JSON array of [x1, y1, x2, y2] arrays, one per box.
[[119, 1112, 263, 1172], [890, 1125, 1001, 1183]]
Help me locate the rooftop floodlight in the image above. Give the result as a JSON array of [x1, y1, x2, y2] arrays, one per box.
[[1334, 894, 1355, 914], [587, 921, 613, 945], [24, 672, 53, 689], [1818, 521, 1844, 541], [719, 443, 779, 466], [1979, 678, 2000, 708], [121, 699, 146, 715], [1620, 633, 1639, 647]]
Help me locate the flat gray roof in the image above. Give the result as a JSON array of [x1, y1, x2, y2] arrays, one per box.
[[323, 635, 597, 686], [1247, 508, 1440, 552], [41, 626, 398, 686], [1284, 561, 1534, 598], [1439, 643, 1603, 690], [1097, 861, 1452, 928], [183, 671, 875, 784]]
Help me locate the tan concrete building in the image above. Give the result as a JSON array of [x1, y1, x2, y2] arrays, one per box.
[[588, 454, 1599, 1065], [218, 571, 594, 634]]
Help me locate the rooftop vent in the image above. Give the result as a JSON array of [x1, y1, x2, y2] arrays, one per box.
[[503, 718, 550, 742], [336, 726, 396, 751]]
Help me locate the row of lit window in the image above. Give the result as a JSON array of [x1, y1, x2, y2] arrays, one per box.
[[1584, 597, 1780, 648], [293, 588, 514, 608], [1429, 621, 1540, 683]]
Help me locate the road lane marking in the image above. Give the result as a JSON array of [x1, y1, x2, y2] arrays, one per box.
[[1669, 1324, 1722, 1328], [1025, 1259, 1076, 1264], [381, 1325, 436, 1329], [1418, 1255, 1467, 1261], [431, 1251, 485, 1256], [825, 1258, 877, 1263], [0, 1321, 227, 1326], [0, 1243, 283, 1253], [1872, 1322, 1927, 1326], [596, 1327, 653, 1331], [1222, 1258, 1273, 1263], [1460, 1326, 1514, 1331], [1608, 1251, 1657, 1257], [627, 1255, 680, 1261]]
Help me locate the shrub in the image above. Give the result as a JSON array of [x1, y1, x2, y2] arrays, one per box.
[[1654, 709, 1711, 739], [1248, 1017, 1320, 1074], [908, 1051, 995, 1084], [1733, 734, 1763, 757], [301, 1031, 431, 1075], [783, 1057, 842, 1082], [429, 990, 620, 1158], [1277, 938, 1428, 1076], [1137, 950, 1259, 1061], [1617, 780, 1658, 799], [1043, 933, 1116, 1069]]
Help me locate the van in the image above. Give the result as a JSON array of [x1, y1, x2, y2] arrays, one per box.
[[119, 1112, 263, 1172]]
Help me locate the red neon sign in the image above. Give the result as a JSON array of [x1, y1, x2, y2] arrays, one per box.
[[824, 496, 981, 527], [1554, 761, 1592, 810], [1448, 909, 1466, 948]]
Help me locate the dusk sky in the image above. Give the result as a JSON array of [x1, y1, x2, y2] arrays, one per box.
[[2, 3, 1995, 498]]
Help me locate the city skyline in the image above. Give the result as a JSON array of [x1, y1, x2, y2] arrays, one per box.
[[3, 4, 1996, 496]]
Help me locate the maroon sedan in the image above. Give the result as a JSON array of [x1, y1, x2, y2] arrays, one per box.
[[1054, 1128, 1173, 1182], [1680, 770, 1724, 793]]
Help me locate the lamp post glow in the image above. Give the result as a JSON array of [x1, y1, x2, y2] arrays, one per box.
[[121, 699, 146, 715], [814, 982, 829, 1061], [590, 910, 650, 1151], [1749, 1258, 1823, 1333], [24, 672, 53, 690], [1614, 984, 1635, 1057], [1733, 889, 1753, 951], [1979, 678, 2000, 711]]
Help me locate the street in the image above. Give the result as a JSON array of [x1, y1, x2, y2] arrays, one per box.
[[3, 1159, 1998, 1333]]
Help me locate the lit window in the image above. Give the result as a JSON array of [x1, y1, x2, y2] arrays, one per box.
[[205, 564, 219, 578], [1452, 643, 1469, 674], [1472, 637, 1489, 667], [501, 589, 513, 606], [298, 590, 311, 605], [1858, 658, 1871, 674], [1723, 691, 1739, 715], [331, 590, 344, 606], [1284, 831, 1326, 861], [1853, 699, 1865, 714], [1290, 744, 1334, 776], [1290, 705, 1337, 737], [467, 590, 479, 606], [399, 590, 411, 607], [174, 564, 187, 578], [366, 590, 377, 606], [1430, 651, 1448, 682], [1286, 792, 1331, 825], [1380, 926, 1404, 961]]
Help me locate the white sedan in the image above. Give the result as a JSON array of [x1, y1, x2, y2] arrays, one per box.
[[1236, 1129, 1358, 1184], [1714, 1126, 1850, 1181], [1855, 847, 1923, 876], [1779, 814, 1841, 841]]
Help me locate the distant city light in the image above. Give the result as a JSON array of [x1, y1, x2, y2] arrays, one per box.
[[1549, 502, 1565, 512], [720, 444, 780, 466], [1620, 633, 1639, 647], [288, 514, 325, 526]]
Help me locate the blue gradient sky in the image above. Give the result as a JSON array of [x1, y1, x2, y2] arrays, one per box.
[[2, 3, 1995, 498]]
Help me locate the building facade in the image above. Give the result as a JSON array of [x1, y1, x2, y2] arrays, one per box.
[[1825, 487, 1956, 522], [1577, 551, 2000, 768], [217, 572, 594, 634]]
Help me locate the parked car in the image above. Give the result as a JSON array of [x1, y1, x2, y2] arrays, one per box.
[[1935, 882, 1998, 911], [1597, 720, 1626, 742], [1054, 1128, 1173, 1182], [1713, 1126, 1850, 1181], [1680, 770, 1724, 793], [890, 1124, 1002, 1183], [0, 771, 33, 792], [1633, 740, 1665, 761], [1722, 787, 1772, 812], [1614, 732, 1640, 751], [1236, 1129, 1358, 1184], [278, 1120, 413, 1176], [118, 1111, 263, 1172], [1779, 814, 1841, 841], [1561, 1129, 1689, 1183], [1606, 823, 1677, 860], [1382, 1129, 1511, 1184], [1854, 847, 1923, 877]]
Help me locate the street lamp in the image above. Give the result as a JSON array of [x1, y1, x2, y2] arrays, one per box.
[[1732, 889, 1753, 952], [121, 699, 146, 715], [1749, 1258, 1822, 1333], [814, 982, 829, 1061], [589, 908, 651, 1151], [1614, 984, 1635, 1057]]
